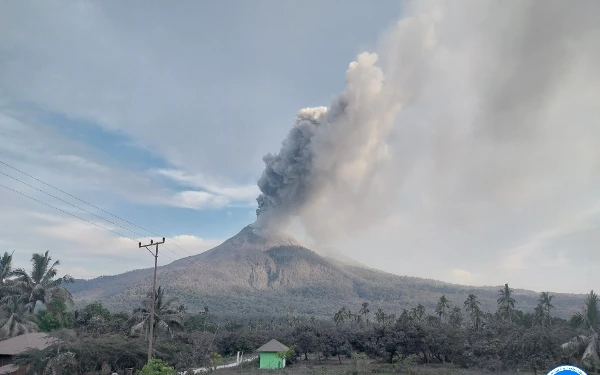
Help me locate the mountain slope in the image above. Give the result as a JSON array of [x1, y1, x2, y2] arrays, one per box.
[[68, 225, 584, 319]]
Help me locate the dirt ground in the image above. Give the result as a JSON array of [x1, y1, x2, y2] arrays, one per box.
[[214, 358, 539, 375]]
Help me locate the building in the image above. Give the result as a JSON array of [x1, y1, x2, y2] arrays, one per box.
[[0, 332, 58, 375], [256, 339, 289, 369]]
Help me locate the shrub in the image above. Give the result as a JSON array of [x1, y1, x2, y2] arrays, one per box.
[[138, 359, 176, 375]]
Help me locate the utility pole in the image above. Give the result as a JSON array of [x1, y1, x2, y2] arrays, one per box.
[[139, 237, 165, 364]]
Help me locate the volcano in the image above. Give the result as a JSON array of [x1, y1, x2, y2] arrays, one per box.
[[68, 225, 582, 318]]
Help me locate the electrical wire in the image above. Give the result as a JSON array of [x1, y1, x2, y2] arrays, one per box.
[[0, 159, 193, 256], [0, 170, 181, 257], [0, 183, 175, 262]]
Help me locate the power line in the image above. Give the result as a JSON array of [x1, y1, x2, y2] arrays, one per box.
[[0, 159, 193, 256], [0, 183, 175, 262], [0, 170, 180, 257]]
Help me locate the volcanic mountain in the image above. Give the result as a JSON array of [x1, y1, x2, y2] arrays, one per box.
[[68, 225, 582, 318]]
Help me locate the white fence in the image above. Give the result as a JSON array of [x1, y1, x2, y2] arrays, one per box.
[[178, 352, 258, 374]]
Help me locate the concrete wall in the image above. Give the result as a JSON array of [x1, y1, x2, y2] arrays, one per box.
[[259, 352, 284, 369]]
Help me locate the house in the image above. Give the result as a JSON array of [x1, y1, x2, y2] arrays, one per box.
[[256, 339, 289, 369], [0, 332, 58, 375]]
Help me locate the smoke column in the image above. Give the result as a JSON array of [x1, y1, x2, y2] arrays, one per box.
[[255, 0, 600, 243]]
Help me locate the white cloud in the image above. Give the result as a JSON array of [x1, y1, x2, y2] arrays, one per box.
[[2, 207, 223, 279], [154, 169, 259, 204], [168, 191, 230, 210], [449, 269, 479, 285]]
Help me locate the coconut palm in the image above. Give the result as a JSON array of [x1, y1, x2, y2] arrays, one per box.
[[0, 251, 15, 285], [435, 295, 452, 322], [0, 296, 38, 339], [130, 286, 184, 339], [464, 294, 483, 329], [562, 290, 600, 370], [449, 306, 463, 327], [334, 307, 349, 326], [497, 283, 516, 321], [359, 302, 370, 324], [533, 303, 546, 326], [410, 303, 426, 322], [538, 292, 555, 324], [0, 251, 15, 301], [9, 251, 74, 313], [374, 308, 386, 325]]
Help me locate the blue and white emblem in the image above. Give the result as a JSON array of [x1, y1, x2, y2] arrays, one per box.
[[547, 365, 587, 375]]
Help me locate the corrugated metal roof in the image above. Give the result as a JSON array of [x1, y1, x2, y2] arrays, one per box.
[[0, 364, 19, 374], [0, 332, 57, 355], [256, 339, 289, 353]]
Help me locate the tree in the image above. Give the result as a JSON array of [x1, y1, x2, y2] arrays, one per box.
[[0, 296, 38, 339], [293, 325, 319, 360], [0, 251, 14, 286], [334, 307, 350, 326], [410, 304, 426, 322], [464, 294, 483, 329], [202, 305, 209, 332], [375, 308, 386, 325], [78, 301, 112, 325], [9, 251, 74, 313], [563, 290, 600, 371], [130, 286, 184, 339], [359, 302, 370, 325], [497, 283, 516, 321], [533, 303, 546, 326], [435, 295, 452, 322], [449, 306, 463, 328], [539, 292, 554, 325]]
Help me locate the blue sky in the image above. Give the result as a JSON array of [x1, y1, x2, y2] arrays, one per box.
[[0, 0, 599, 293]]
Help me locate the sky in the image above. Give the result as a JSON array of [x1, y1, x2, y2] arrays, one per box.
[[0, 0, 599, 294]]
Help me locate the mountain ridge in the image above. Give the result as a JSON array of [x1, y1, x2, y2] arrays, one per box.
[[67, 225, 585, 319]]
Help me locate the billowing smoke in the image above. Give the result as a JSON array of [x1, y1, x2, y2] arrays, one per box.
[[253, 52, 408, 236], [255, 0, 600, 244]]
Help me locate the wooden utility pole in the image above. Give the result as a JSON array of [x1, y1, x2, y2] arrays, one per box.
[[139, 237, 165, 364]]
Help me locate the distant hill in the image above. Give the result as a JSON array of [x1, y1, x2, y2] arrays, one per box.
[[67, 225, 584, 319]]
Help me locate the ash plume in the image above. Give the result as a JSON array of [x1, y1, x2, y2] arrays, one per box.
[[255, 0, 600, 244]]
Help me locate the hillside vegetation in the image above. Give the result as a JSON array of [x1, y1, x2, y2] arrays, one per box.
[[67, 226, 583, 319]]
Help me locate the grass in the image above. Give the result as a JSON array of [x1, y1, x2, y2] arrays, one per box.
[[212, 358, 539, 375]]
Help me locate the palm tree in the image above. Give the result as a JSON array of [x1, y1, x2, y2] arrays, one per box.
[[202, 305, 209, 332], [130, 286, 184, 339], [359, 302, 370, 325], [533, 303, 546, 326], [497, 283, 516, 321], [538, 292, 554, 325], [410, 303, 426, 322], [0, 296, 38, 339], [562, 290, 600, 370], [435, 295, 452, 322], [464, 294, 483, 329], [0, 251, 14, 286], [9, 251, 74, 313], [334, 307, 349, 326], [374, 308, 386, 325], [449, 306, 463, 327], [0, 251, 15, 301]]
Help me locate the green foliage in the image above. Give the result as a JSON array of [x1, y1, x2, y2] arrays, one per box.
[[209, 352, 222, 368], [79, 301, 112, 324], [130, 286, 184, 339], [36, 310, 61, 332], [276, 344, 297, 365], [138, 359, 176, 375]]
